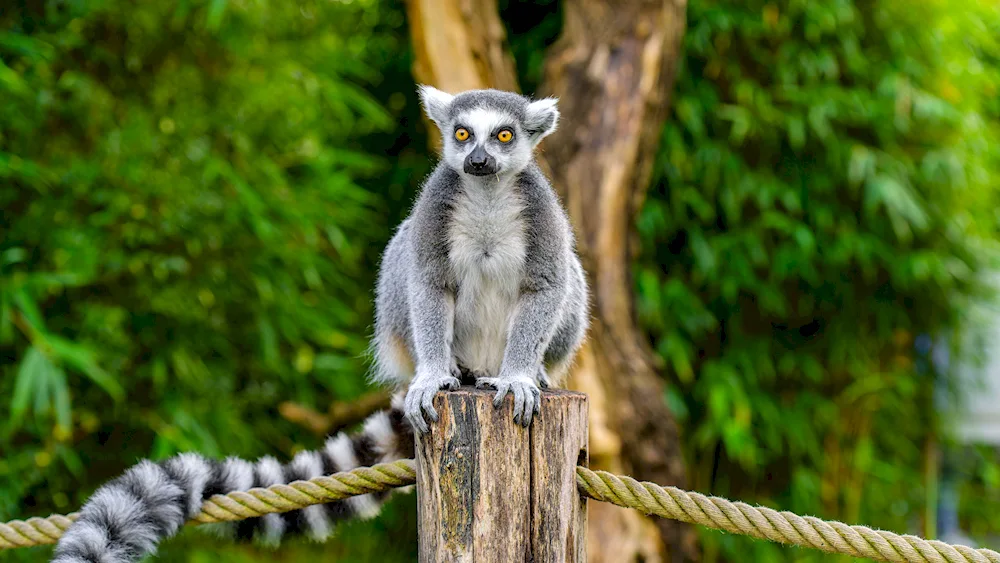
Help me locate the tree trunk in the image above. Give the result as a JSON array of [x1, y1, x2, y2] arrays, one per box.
[[405, 0, 519, 153], [539, 2, 696, 562], [405, 1, 694, 560]]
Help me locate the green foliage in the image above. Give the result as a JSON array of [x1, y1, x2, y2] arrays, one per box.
[[4, 0, 1000, 561], [635, 0, 1000, 559], [0, 0, 420, 559]]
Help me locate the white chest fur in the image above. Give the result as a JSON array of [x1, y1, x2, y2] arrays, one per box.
[[447, 180, 526, 376]]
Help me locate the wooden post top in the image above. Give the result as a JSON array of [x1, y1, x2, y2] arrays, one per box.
[[439, 385, 588, 399], [415, 386, 588, 563]]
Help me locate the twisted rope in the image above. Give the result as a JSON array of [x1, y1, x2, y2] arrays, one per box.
[[5, 460, 999, 563], [0, 513, 79, 550], [0, 459, 415, 550], [576, 466, 1000, 563]]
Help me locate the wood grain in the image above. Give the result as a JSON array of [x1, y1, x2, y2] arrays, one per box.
[[416, 387, 587, 562], [531, 389, 588, 563]]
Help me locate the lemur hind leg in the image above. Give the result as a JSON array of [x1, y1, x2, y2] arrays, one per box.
[[538, 258, 589, 390]]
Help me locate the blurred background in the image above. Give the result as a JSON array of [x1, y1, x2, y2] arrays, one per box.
[[3, 0, 1000, 561]]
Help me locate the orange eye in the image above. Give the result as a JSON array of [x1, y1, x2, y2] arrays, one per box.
[[497, 129, 513, 143], [455, 128, 470, 141]]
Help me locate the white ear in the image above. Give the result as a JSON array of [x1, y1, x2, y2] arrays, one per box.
[[524, 97, 559, 145], [417, 84, 454, 127]]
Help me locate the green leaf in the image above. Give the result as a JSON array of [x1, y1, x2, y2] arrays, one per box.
[[11, 288, 45, 333], [47, 335, 124, 401], [0, 59, 28, 96], [0, 289, 13, 344], [10, 347, 49, 428], [205, 0, 227, 31]]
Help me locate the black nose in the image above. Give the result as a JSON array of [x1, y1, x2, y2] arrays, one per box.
[[464, 146, 498, 176]]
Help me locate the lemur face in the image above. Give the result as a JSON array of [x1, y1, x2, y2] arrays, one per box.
[[418, 86, 559, 179]]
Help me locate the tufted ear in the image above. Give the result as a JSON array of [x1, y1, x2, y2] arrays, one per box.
[[417, 85, 454, 128], [524, 97, 559, 146]]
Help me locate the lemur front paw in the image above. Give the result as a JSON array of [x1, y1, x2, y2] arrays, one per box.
[[536, 366, 552, 389], [405, 369, 461, 434], [475, 373, 541, 427]]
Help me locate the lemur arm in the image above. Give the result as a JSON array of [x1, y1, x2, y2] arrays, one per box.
[[403, 168, 462, 433], [407, 278, 454, 375], [404, 279, 459, 434]]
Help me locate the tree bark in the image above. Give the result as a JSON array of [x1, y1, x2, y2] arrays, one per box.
[[405, 0, 519, 91], [405, 0, 519, 153], [405, 1, 694, 560]]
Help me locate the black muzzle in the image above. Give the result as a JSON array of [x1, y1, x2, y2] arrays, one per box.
[[464, 146, 498, 176]]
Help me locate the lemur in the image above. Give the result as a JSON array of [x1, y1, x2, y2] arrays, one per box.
[[50, 86, 589, 563]]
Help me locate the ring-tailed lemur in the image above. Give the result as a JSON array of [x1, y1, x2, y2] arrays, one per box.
[[374, 85, 589, 433], [50, 86, 588, 563]]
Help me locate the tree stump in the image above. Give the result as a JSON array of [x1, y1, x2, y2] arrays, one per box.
[[416, 386, 588, 562]]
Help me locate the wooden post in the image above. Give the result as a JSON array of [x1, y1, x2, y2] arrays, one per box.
[[416, 386, 588, 562]]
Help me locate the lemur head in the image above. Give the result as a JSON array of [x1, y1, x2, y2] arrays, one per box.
[[417, 85, 559, 179]]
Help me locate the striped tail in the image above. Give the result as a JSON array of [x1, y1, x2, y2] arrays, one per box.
[[51, 397, 414, 563]]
